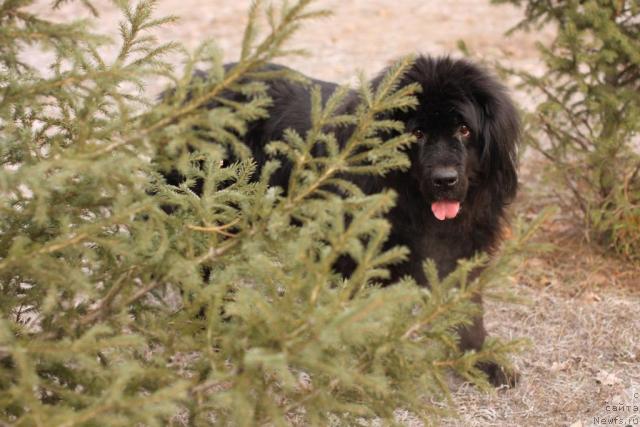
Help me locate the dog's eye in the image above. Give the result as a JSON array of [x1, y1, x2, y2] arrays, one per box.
[[412, 129, 425, 140], [459, 124, 471, 138]]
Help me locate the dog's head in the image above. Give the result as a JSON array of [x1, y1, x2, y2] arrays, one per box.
[[381, 56, 520, 221]]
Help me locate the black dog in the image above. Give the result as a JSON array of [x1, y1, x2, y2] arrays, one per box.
[[174, 56, 520, 386]]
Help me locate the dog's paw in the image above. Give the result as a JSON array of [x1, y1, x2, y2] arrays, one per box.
[[478, 362, 519, 388]]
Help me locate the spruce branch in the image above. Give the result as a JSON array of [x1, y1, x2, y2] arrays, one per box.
[[0, 1, 535, 424], [88, 0, 325, 158]]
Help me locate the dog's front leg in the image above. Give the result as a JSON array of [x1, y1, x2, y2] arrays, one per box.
[[458, 293, 519, 388]]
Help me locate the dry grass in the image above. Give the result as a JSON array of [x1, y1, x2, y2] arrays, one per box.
[[447, 282, 640, 426]]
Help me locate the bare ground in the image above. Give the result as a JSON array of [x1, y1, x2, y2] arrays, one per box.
[[28, 1, 640, 426]]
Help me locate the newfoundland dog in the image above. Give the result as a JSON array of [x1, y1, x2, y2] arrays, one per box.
[[173, 55, 520, 386]]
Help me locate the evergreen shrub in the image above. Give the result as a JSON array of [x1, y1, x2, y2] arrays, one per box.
[[494, 0, 640, 261], [1, 1, 531, 424]]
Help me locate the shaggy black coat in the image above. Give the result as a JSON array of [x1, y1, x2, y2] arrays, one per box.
[[172, 56, 520, 386]]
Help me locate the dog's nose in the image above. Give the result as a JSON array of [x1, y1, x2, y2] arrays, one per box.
[[432, 167, 459, 188]]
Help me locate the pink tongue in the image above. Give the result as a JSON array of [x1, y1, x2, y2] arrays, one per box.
[[431, 201, 461, 221]]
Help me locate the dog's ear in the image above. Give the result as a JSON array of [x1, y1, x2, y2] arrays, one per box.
[[480, 90, 520, 205]]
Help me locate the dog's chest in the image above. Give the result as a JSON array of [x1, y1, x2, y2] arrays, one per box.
[[417, 227, 475, 279]]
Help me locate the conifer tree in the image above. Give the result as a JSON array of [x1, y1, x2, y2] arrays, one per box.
[[1, 1, 531, 425], [494, 0, 640, 261]]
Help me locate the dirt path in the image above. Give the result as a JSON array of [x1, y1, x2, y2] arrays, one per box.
[[28, 1, 640, 426]]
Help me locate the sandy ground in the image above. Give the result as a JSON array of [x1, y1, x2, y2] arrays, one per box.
[[25, 1, 640, 426]]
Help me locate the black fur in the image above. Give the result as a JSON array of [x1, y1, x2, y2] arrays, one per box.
[[176, 56, 520, 386]]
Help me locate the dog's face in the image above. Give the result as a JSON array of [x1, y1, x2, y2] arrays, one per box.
[[406, 100, 480, 220], [392, 57, 520, 221]]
